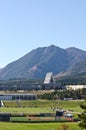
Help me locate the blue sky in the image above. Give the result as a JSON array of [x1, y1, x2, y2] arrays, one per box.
[[0, 0, 86, 67]]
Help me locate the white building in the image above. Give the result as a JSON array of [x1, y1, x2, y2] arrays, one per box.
[[66, 85, 86, 90]]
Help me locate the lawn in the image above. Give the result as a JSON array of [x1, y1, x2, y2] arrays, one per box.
[[2, 100, 83, 113], [0, 107, 53, 114], [0, 122, 82, 130]]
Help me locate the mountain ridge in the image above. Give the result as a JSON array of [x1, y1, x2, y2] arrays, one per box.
[[0, 45, 86, 80]]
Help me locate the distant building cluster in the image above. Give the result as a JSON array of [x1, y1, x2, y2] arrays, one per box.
[[44, 72, 86, 90], [0, 72, 63, 90], [0, 72, 85, 91]]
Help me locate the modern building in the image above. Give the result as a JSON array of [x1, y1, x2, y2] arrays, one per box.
[[43, 72, 63, 90], [0, 94, 37, 100], [44, 72, 55, 84], [0, 72, 64, 90]]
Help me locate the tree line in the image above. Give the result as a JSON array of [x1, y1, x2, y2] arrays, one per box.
[[38, 88, 86, 100]]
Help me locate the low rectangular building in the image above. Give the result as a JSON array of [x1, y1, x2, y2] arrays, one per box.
[[66, 85, 86, 90], [0, 94, 37, 100]]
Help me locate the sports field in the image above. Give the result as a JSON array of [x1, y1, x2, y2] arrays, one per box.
[[0, 122, 82, 130], [0, 100, 83, 130]]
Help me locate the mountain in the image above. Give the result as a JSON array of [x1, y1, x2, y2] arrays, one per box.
[[0, 45, 86, 80]]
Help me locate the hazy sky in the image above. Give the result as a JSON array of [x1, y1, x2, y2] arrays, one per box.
[[0, 0, 86, 68]]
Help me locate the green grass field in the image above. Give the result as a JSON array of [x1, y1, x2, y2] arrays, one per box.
[[0, 107, 53, 114], [0, 122, 82, 130], [2, 100, 83, 113]]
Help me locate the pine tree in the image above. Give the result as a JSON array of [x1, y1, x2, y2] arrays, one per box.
[[78, 99, 86, 129]]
